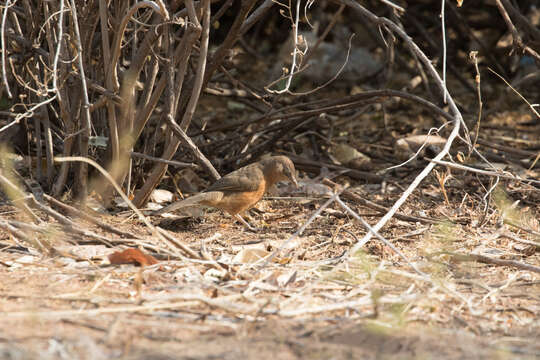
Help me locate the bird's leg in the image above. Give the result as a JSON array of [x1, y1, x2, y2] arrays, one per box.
[[234, 214, 259, 232]]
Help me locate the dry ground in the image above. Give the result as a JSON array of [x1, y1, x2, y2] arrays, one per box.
[[0, 172, 538, 359]]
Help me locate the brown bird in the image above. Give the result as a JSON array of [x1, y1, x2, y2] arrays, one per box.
[[152, 156, 298, 230]]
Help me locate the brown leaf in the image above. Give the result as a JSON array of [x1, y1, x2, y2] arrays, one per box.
[[108, 248, 159, 267]]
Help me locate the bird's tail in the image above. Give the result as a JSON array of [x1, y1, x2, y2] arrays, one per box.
[[151, 191, 224, 216]]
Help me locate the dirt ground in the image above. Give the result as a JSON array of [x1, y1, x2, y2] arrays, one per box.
[[0, 175, 539, 360]]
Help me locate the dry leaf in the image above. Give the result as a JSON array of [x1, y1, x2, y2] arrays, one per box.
[[150, 189, 174, 204], [108, 248, 159, 267], [394, 135, 447, 161], [233, 248, 269, 263], [331, 143, 372, 170]]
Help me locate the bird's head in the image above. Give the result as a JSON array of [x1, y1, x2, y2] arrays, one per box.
[[263, 156, 298, 188]]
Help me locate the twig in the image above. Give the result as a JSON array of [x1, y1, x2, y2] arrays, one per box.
[[0, 171, 40, 223], [487, 67, 540, 118], [1, 0, 14, 98], [192, 89, 454, 137], [494, 0, 540, 63], [204, 0, 257, 85], [0, 294, 248, 319], [339, 0, 465, 254], [52, 0, 66, 96], [107, 1, 169, 91], [430, 159, 540, 185], [499, 0, 540, 41], [322, 179, 438, 224], [441, 0, 447, 103], [156, 227, 201, 260], [43, 194, 142, 239], [0, 219, 49, 253], [288, 34, 355, 96], [0, 95, 58, 134], [130, 151, 199, 169], [475, 137, 537, 159], [257, 189, 345, 269], [303, 4, 345, 66], [179, 0, 209, 130], [378, 0, 405, 13], [266, 0, 302, 94], [469, 51, 482, 157], [200, 232, 230, 275], [442, 251, 540, 274], [69, 0, 93, 201], [240, 0, 273, 35], [53, 156, 180, 256], [287, 154, 384, 183], [336, 196, 428, 277], [27, 196, 115, 247], [166, 115, 220, 181], [500, 232, 540, 249], [131, 6, 202, 207], [384, 124, 449, 171], [504, 220, 540, 237]]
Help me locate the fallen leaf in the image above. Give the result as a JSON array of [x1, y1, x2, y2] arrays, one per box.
[[331, 143, 371, 170], [394, 135, 447, 161], [150, 189, 174, 204], [233, 248, 269, 263], [108, 248, 159, 267]]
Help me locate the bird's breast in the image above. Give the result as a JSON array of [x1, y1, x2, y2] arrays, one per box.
[[219, 180, 266, 215]]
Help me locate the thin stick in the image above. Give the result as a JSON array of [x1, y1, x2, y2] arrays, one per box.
[[336, 197, 428, 277], [340, 0, 464, 254], [469, 51, 483, 157], [69, 0, 93, 201], [130, 151, 198, 169], [265, 0, 302, 94], [431, 159, 540, 185], [487, 67, 540, 118], [494, 0, 540, 63], [441, 0, 447, 103], [156, 227, 201, 260], [53, 156, 179, 255], [442, 251, 540, 274], [0, 294, 247, 319], [323, 178, 438, 224], [0, 219, 49, 253], [1, 0, 13, 98], [257, 189, 345, 269], [378, 0, 405, 12], [166, 115, 220, 181], [43, 194, 142, 239], [179, 0, 210, 130]]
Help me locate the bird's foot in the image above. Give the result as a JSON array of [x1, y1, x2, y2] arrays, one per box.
[[235, 214, 261, 232], [244, 224, 262, 232]]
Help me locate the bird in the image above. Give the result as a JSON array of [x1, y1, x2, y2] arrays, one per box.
[[151, 155, 298, 230]]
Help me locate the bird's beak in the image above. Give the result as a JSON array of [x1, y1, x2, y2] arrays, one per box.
[[291, 175, 299, 189]]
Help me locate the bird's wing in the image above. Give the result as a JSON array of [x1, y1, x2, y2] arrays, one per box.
[[205, 165, 264, 193], [151, 192, 223, 215]]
